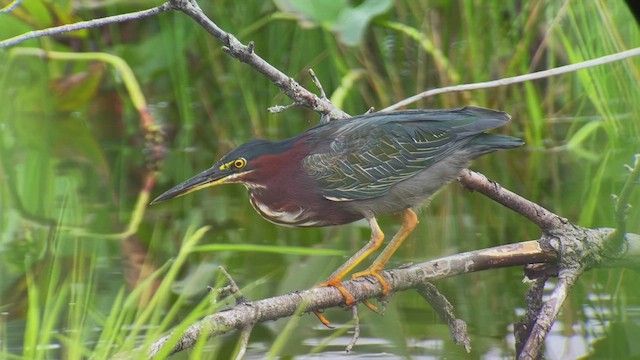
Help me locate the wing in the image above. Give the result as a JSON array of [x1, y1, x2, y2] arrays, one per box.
[[301, 107, 510, 201]]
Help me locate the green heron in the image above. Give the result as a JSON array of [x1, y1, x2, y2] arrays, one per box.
[[152, 106, 523, 308]]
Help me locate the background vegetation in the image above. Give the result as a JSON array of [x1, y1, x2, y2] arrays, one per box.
[[1, 0, 638, 358]]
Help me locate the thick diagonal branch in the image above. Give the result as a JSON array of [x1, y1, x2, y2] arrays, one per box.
[[459, 169, 567, 231]]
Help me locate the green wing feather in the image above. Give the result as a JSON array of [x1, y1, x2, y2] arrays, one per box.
[[302, 107, 510, 201]]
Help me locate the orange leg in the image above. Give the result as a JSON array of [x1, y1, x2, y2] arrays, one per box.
[[352, 208, 418, 294], [316, 215, 385, 305]]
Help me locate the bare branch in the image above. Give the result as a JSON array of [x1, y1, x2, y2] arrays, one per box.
[[234, 324, 254, 360], [417, 283, 471, 352], [515, 155, 640, 358], [170, 0, 350, 120], [518, 222, 613, 358], [515, 277, 547, 358], [382, 47, 640, 111], [0, 0, 22, 14], [345, 306, 360, 353], [0, 3, 173, 48], [0, 0, 348, 120], [217, 266, 248, 305], [309, 69, 328, 100], [145, 230, 640, 357], [519, 276, 574, 360], [458, 170, 567, 231], [268, 103, 300, 114]]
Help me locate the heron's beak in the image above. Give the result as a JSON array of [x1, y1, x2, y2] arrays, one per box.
[[151, 166, 233, 204]]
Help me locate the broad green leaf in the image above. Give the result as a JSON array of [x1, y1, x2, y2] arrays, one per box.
[[273, 0, 347, 27], [333, 0, 393, 46], [273, 0, 392, 46]]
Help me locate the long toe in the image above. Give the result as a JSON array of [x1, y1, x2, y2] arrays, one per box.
[[351, 267, 391, 294], [313, 310, 334, 328], [316, 279, 357, 305]]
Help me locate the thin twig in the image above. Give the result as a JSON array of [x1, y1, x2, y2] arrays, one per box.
[[309, 69, 328, 100], [611, 154, 640, 249], [382, 47, 640, 111], [515, 276, 547, 358], [268, 103, 300, 114], [0, 0, 21, 14], [171, 0, 350, 120], [307, 68, 333, 123], [0, 2, 173, 48], [235, 324, 254, 360], [345, 306, 360, 353], [417, 283, 471, 352], [218, 266, 248, 305]]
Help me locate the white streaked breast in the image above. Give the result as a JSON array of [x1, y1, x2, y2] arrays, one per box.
[[248, 196, 323, 227]]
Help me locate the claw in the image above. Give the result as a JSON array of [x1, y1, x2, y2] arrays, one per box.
[[313, 280, 356, 328], [314, 310, 335, 328], [362, 299, 379, 313]]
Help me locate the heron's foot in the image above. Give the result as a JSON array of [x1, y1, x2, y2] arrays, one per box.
[[316, 278, 357, 305], [351, 266, 391, 294], [313, 278, 358, 328]]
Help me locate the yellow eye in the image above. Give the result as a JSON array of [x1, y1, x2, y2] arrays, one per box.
[[233, 158, 247, 169]]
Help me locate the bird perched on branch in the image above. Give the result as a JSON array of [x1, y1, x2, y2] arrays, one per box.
[[152, 106, 523, 314]]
